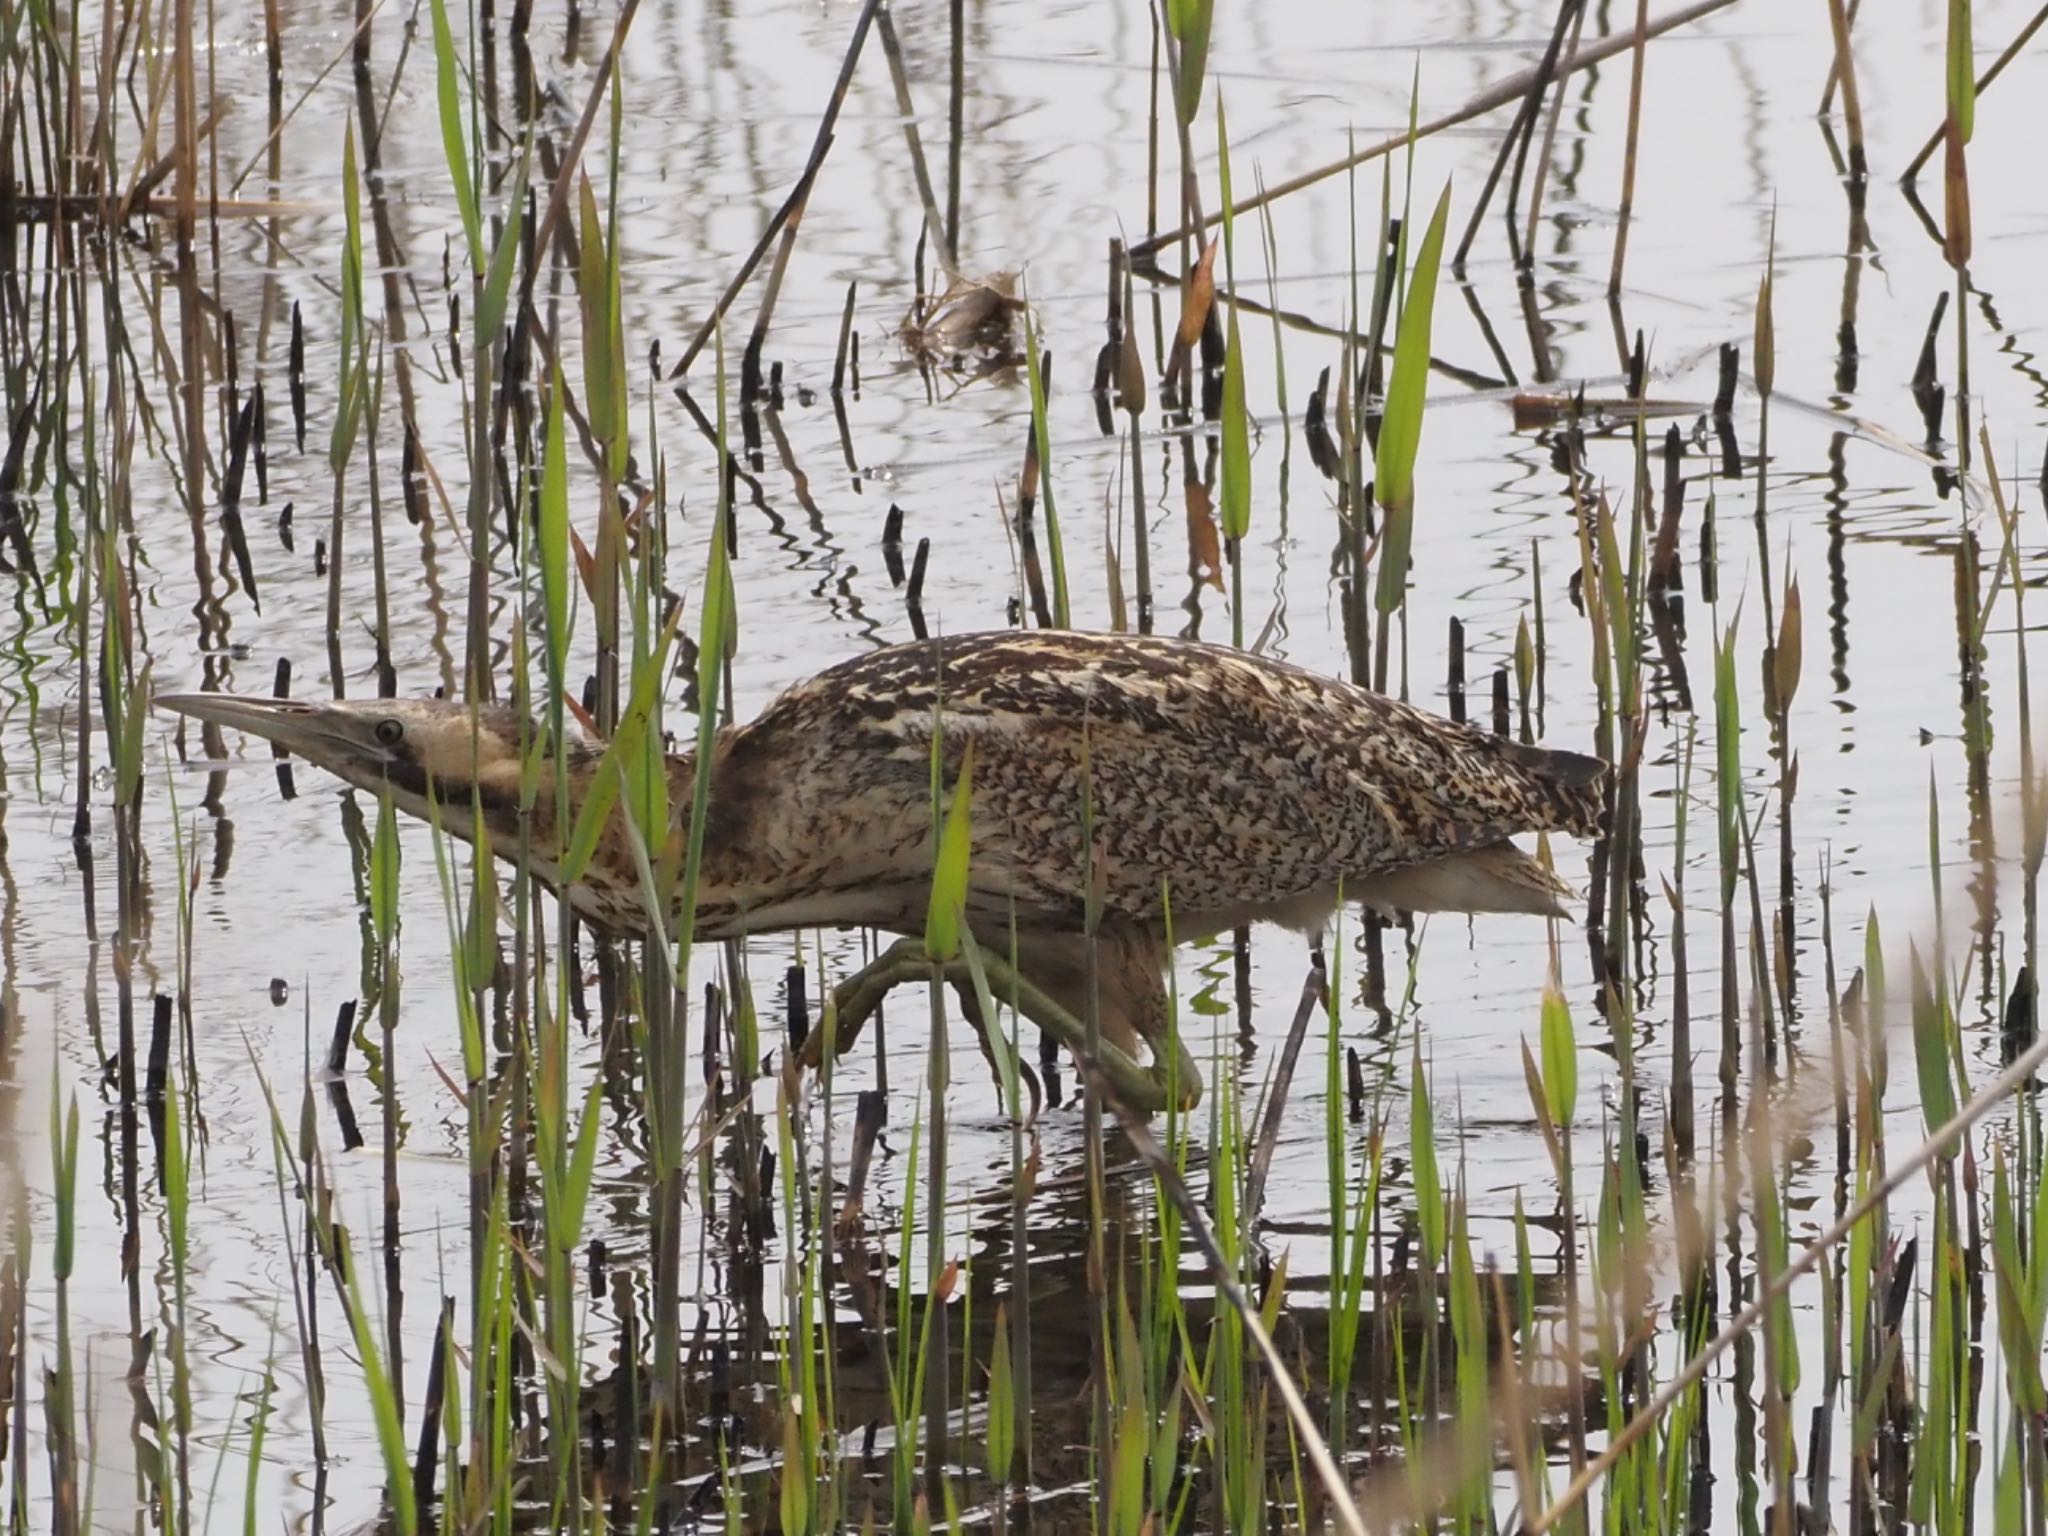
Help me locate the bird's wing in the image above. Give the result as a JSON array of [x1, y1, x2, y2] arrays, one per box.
[[720, 631, 1606, 930]]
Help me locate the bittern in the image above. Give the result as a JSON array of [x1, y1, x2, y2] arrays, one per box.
[[160, 629, 1605, 1071]]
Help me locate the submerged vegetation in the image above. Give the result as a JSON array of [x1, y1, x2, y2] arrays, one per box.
[[1, 0, 2047, 1532]]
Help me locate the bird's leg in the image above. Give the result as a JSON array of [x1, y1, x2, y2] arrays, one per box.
[[801, 934, 1201, 1111], [999, 922, 1203, 1107], [1003, 923, 1166, 1056], [809, 945, 913, 1058], [949, 977, 1043, 1121]]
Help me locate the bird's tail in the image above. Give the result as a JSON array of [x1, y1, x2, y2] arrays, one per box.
[[1497, 738, 1609, 837], [1356, 842, 1577, 919]]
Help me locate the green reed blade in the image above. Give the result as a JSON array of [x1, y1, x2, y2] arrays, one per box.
[[427, 0, 481, 263], [925, 739, 975, 962], [1947, 0, 1975, 143], [340, 1230, 419, 1536], [1539, 981, 1578, 1131], [1409, 1039, 1443, 1270], [370, 790, 399, 950], [476, 145, 530, 349], [1020, 296, 1069, 628], [561, 613, 676, 884], [1165, 0, 1213, 126], [1990, 1148, 2045, 1413], [331, 120, 368, 475], [1910, 948, 1959, 1138], [1372, 182, 1451, 615], [1218, 99, 1250, 547], [539, 367, 571, 690]]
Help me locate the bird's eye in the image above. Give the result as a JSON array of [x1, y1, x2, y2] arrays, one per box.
[[373, 718, 405, 748]]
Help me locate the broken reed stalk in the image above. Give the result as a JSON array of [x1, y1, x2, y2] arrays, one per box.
[[1607, 0, 1650, 297], [1153, 0, 1209, 411], [1821, 0, 1867, 179], [1118, 258, 1155, 632], [1145, 8, 1161, 244], [365, 355, 394, 695], [1130, 0, 1742, 262], [742, 178, 812, 401], [946, 0, 963, 253], [517, 0, 648, 324], [1670, 725, 1697, 1158], [172, 0, 197, 244], [1454, 0, 1580, 272], [665, 0, 882, 379], [1817, 0, 1862, 111], [832, 280, 858, 394], [1243, 964, 1329, 1221], [875, 4, 961, 283], [1519, 0, 1586, 264], [1126, 266, 1461, 366], [113, 102, 230, 218], [346, 9, 425, 496], [225, 0, 392, 195]]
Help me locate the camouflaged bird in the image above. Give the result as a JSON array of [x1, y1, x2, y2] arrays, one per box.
[[161, 629, 1607, 1058]]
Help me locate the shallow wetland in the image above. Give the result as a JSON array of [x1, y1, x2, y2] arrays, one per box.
[[3, 0, 2048, 1532]]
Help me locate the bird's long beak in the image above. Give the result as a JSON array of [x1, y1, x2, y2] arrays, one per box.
[[155, 693, 374, 767]]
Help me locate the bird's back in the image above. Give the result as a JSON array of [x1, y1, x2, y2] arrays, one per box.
[[698, 630, 1606, 937]]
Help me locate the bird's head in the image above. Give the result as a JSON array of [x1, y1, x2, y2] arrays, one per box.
[[155, 692, 575, 843]]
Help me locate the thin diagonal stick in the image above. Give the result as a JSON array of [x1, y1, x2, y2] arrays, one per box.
[[666, 0, 884, 378], [1098, 1064, 1368, 1536], [1526, 1018, 2048, 1535], [875, 2, 959, 282], [521, 0, 648, 314], [1129, 0, 1743, 262]]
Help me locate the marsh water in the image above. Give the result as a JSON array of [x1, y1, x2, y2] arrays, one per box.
[[3, 0, 2047, 1530]]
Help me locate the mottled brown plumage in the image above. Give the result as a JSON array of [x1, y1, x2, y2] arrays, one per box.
[[160, 630, 1607, 1057]]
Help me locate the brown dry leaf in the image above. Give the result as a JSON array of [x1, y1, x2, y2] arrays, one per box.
[[569, 524, 599, 604], [1943, 118, 1971, 269], [1520, 1039, 1563, 1174], [1018, 420, 1041, 511], [1185, 480, 1224, 591], [1117, 323, 1148, 417], [1753, 265, 1776, 398], [1774, 577, 1804, 709], [563, 690, 601, 742], [621, 483, 657, 542], [933, 1258, 961, 1304], [1176, 238, 1220, 350], [426, 1049, 472, 1110]]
